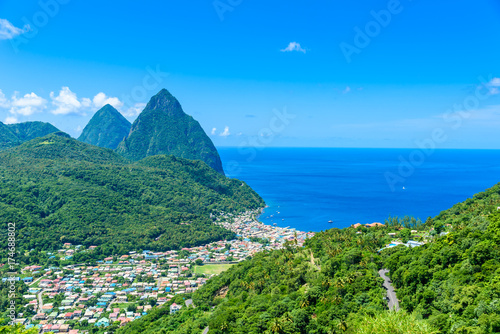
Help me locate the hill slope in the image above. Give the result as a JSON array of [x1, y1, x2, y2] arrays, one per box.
[[0, 122, 19, 150], [0, 121, 59, 150], [78, 104, 132, 149], [116, 89, 224, 174], [118, 184, 500, 334], [383, 183, 500, 333], [0, 133, 264, 255]]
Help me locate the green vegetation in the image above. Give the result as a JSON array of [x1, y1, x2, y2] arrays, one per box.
[[193, 264, 234, 276], [383, 184, 500, 333], [116, 89, 225, 174], [0, 121, 59, 150], [78, 104, 132, 150], [116, 184, 500, 333], [118, 226, 393, 334], [350, 310, 438, 334], [0, 132, 264, 261], [0, 323, 39, 333]]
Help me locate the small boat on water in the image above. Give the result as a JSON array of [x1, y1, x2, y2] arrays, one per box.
[[328, 220, 333, 223], [273, 223, 277, 226]]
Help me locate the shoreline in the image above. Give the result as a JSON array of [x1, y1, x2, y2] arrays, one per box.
[[215, 208, 315, 250]]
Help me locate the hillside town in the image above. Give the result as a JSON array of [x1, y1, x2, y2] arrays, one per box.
[[6, 211, 315, 332]]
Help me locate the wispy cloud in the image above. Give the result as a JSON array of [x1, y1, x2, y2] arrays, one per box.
[[0, 18, 29, 40], [281, 42, 306, 53], [342, 86, 351, 94], [219, 126, 230, 137], [211, 127, 217, 135], [123, 103, 146, 117], [487, 77, 500, 95], [0, 89, 9, 109]]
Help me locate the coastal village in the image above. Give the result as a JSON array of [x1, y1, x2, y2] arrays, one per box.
[[6, 211, 315, 333], [5, 210, 436, 333]]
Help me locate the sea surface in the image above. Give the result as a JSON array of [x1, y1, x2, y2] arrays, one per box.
[[217, 147, 500, 232]]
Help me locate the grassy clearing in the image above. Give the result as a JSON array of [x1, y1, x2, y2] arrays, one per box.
[[193, 264, 234, 275]]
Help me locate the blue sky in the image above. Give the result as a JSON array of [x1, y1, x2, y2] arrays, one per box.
[[0, 0, 499, 148]]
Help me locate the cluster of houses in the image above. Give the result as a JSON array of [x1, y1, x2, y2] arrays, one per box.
[[16, 260, 209, 332], [9, 210, 317, 332], [216, 211, 315, 249]]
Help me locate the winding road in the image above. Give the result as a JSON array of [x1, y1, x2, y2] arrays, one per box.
[[379, 269, 400, 311]]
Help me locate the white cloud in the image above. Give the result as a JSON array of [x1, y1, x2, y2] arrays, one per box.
[[281, 42, 306, 53], [10, 92, 47, 116], [4, 116, 18, 124], [93, 92, 123, 109], [81, 98, 92, 108], [0, 89, 9, 108], [0, 18, 29, 40], [219, 126, 230, 137], [50, 87, 86, 115], [122, 103, 146, 117], [211, 127, 217, 135], [489, 78, 500, 87], [486, 78, 500, 95], [342, 86, 351, 94]]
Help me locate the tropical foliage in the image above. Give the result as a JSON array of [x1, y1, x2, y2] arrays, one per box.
[[0, 132, 264, 259]]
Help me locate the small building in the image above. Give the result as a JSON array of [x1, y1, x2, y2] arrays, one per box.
[[23, 277, 33, 283], [170, 303, 182, 314]]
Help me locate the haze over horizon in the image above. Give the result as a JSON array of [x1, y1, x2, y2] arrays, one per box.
[[1, 0, 500, 148]]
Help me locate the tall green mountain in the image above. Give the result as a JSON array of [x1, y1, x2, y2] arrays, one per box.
[[78, 104, 132, 150], [0, 121, 59, 150], [0, 132, 264, 255], [116, 89, 225, 174]]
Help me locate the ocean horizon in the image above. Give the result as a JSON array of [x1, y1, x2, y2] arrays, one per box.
[[218, 147, 500, 232]]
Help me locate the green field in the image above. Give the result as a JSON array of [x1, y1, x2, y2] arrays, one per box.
[[193, 264, 234, 276]]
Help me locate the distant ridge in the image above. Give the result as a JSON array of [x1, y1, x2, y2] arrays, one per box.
[[78, 104, 131, 150], [116, 89, 224, 174], [0, 121, 60, 150]]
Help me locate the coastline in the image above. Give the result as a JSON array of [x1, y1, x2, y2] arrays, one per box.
[[215, 208, 315, 250]]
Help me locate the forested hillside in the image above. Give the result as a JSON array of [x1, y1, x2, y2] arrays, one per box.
[[0, 121, 59, 150], [383, 184, 500, 333], [118, 226, 409, 334], [0, 132, 264, 258], [116, 184, 500, 334]]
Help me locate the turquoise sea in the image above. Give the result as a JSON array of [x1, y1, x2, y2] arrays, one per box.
[[218, 147, 500, 232]]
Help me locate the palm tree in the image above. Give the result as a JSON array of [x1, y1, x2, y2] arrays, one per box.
[[269, 318, 282, 333]]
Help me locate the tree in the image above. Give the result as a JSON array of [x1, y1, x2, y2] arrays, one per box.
[[434, 222, 445, 235], [400, 229, 411, 243]]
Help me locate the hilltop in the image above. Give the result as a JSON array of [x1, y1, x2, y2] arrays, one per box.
[[78, 104, 131, 150], [116, 89, 225, 174], [0, 121, 59, 150]]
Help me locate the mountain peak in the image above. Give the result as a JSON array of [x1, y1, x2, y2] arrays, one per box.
[[78, 104, 131, 150], [144, 88, 183, 116], [116, 89, 224, 174]]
